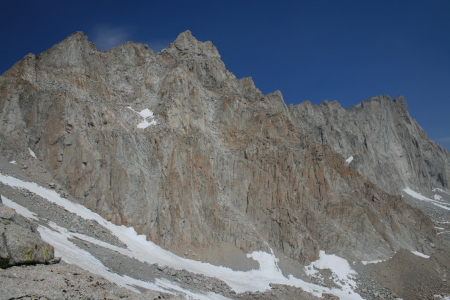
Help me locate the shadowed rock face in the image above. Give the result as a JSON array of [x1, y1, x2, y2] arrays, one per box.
[[288, 96, 450, 195], [0, 31, 439, 263]]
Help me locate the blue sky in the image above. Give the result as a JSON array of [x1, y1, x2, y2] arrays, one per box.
[[1, 0, 449, 150]]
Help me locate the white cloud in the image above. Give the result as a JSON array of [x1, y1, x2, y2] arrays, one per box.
[[436, 137, 450, 143], [435, 137, 450, 151], [89, 25, 170, 52], [91, 25, 131, 50]]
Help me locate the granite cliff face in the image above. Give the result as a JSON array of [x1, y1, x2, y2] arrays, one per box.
[[0, 31, 441, 265], [288, 96, 450, 195]]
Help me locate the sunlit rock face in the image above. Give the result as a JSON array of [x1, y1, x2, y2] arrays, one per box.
[[0, 31, 439, 264], [288, 95, 450, 195]]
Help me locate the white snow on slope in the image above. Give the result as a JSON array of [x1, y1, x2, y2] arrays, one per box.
[[1, 188, 228, 299], [304, 251, 358, 296], [0, 174, 364, 299], [412, 251, 430, 259], [403, 188, 450, 211], [437, 221, 450, 224], [0, 174, 109, 225], [39, 223, 229, 300], [28, 147, 37, 158], [361, 259, 387, 265], [434, 295, 450, 300], [38, 223, 174, 296], [434, 194, 444, 201], [1, 196, 39, 220], [362, 249, 430, 264], [433, 188, 450, 196], [346, 156, 354, 164], [127, 107, 157, 129]]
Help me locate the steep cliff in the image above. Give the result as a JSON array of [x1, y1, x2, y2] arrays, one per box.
[[288, 96, 450, 195], [0, 31, 437, 265]]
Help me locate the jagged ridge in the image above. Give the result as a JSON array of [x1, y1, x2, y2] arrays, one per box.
[[0, 31, 439, 266], [288, 95, 450, 195]]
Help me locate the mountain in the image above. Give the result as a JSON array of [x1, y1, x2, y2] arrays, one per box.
[[288, 95, 450, 195], [0, 31, 449, 299]]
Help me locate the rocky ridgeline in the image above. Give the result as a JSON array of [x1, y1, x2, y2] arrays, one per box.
[[288, 96, 450, 195], [0, 30, 444, 269]]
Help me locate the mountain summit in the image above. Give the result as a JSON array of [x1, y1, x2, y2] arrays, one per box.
[[1, 31, 449, 299]]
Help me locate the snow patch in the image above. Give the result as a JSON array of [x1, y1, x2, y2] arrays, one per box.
[[38, 223, 175, 295], [1, 196, 39, 220], [433, 188, 450, 196], [304, 251, 361, 298], [28, 148, 37, 158], [0, 174, 108, 224], [127, 107, 157, 129], [434, 194, 443, 201], [361, 259, 387, 265], [434, 295, 450, 300], [437, 221, 450, 224], [155, 278, 231, 300], [412, 251, 430, 259], [346, 156, 354, 164], [403, 188, 450, 211]]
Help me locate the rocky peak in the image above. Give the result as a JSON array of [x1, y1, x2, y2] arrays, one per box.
[[165, 30, 220, 58], [392, 95, 409, 114], [51, 31, 93, 53], [66, 31, 90, 42], [0, 31, 442, 269], [392, 94, 407, 105], [34, 31, 97, 69], [289, 94, 450, 194], [265, 90, 288, 112]]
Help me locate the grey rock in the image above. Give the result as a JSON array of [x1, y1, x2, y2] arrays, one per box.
[[0, 30, 439, 268], [0, 203, 55, 268], [287, 96, 450, 195], [0, 261, 181, 300]]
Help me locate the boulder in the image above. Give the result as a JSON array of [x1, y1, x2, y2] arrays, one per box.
[[0, 202, 55, 268]]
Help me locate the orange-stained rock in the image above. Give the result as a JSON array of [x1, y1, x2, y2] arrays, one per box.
[[0, 31, 439, 264]]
